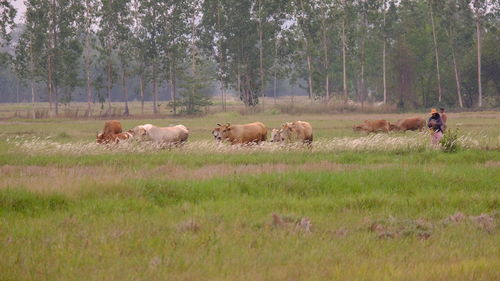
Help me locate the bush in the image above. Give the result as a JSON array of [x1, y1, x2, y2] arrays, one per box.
[[440, 128, 461, 153]]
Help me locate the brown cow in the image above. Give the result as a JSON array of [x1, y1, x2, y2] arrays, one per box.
[[215, 122, 267, 144], [272, 121, 313, 144], [103, 120, 122, 135], [389, 117, 425, 131], [353, 120, 390, 133], [96, 132, 132, 144], [96, 120, 123, 143]]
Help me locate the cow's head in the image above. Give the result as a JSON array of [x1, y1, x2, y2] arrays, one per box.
[[96, 132, 106, 144], [389, 123, 399, 131], [353, 125, 364, 132], [217, 123, 232, 140], [130, 126, 148, 139], [212, 126, 222, 141], [280, 122, 296, 139], [270, 129, 284, 142]]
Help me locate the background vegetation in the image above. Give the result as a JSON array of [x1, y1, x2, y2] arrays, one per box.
[[0, 0, 499, 117]]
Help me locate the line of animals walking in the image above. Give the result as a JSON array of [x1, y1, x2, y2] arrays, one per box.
[[96, 108, 448, 147]]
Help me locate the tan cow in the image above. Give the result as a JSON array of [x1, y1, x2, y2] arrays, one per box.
[[96, 120, 123, 143], [389, 117, 425, 131], [353, 120, 390, 133], [272, 121, 313, 144], [215, 122, 267, 144], [147, 125, 189, 145]]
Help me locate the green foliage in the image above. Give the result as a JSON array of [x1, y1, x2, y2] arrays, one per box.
[[440, 128, 461, 153], [169, 59, 214, 115], [0, 1, 16, 44], [1, 0, 500, 110]]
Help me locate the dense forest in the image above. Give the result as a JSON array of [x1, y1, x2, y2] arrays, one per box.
[[0, 0, 498, 116]]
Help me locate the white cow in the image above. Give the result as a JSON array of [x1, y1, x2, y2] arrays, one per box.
[[147, 125, 189, 145]]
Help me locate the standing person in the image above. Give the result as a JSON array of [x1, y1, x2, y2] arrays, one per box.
[[428, 108, 444, 146], [439, 107, 448, 131]]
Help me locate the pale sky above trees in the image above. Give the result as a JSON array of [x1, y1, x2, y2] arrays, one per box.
[[11, 0, 26, 23]]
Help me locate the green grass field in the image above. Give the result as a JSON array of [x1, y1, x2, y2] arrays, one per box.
[[0, 106, 499, 280]]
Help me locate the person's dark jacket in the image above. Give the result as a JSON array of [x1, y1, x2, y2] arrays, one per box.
[[427, 114, 443, 133]]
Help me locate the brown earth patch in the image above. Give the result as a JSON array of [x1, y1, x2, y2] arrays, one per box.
[[484, 161, 500, 167]]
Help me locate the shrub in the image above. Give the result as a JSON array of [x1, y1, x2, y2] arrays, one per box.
[[440, 128, 460, 153]]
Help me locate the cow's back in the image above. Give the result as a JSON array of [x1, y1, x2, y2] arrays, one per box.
[[228, 122, 267, 144], [148, 125, 189, 143], [398, 117, 425, 131], [364, 120, 389, 133], [293, 121, 313, 143]]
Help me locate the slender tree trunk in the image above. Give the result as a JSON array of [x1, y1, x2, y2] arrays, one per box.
[[361, 48, 365, 109], [122, 68, 129, 116], [54, 82, 59, 116], [429, 1, 442, 103], [47, 19, 53, 114], [31, 79, 35, 119], [382, 9, 387, 104], [84, 38, 92, 117], [29, 35, 36, 119], [52, 0, 58, 116], [16, 78, 19, 103], [216, 1, 226, 111], [320, 3, 330, 103], [47, 0, 55, 116], [321, 20, 329, 103], [172, 63, 177, 114], [237, 62, 241, 101], [191, 14, 197, 101], [298, 0, 313, 100], [306, 54, 313, 101], [47, 79, 53, 114], [360, 7, 367, 109], [220, 81, 226, 111], [106, 56, 112, 112], [258, 4, 265, 109], [152, 61, 157, 114], [273, 38, 277, 105], [475, 17, 482, 107], [169, 61, 176, 115], [83, 1, 92, 117], [383, 40, 387, 104], [139, 74, 144, 114], [451, 48, 463, 108], [342, 18, 348, 104]]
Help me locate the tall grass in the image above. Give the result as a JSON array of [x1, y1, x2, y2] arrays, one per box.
[[0, 164, 498, 280], [4, 132, 487, 156]]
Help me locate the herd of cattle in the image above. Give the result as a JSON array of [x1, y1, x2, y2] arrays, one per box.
[[95, 116, 426, 146]]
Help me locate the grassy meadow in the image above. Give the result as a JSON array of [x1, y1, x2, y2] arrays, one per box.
[[0, 103, 499, 280]]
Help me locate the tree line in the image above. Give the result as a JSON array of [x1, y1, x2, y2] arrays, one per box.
[[0, 0, 498, 117]]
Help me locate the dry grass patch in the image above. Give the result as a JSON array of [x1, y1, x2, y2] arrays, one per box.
[[0, 162, 395, 195]]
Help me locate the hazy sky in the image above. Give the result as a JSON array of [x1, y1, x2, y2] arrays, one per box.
[[12, 0, 26, 23]]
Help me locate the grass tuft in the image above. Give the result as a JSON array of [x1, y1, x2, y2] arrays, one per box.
[[0, 189, 69, 215]]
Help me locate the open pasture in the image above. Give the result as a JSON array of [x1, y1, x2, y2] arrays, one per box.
[[0, 109, 499, 280]]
